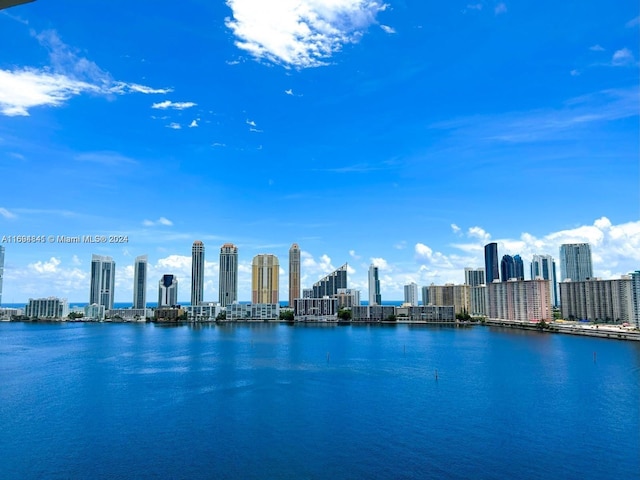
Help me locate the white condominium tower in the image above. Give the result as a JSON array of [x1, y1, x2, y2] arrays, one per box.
[[133, 255, 148, 309], [368, 264, 381, 306], [219, 243, 238, 307], [289, 243, 301, 307], [404, 282, 419, 306], [191, 241, 205, 306], [559, 243, 593, 282], [531, 254, 558, 306], [90, 254, 115, 310]]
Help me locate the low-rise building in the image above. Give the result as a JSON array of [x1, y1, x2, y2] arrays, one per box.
[[228, 303, 279, 321], [25, 297, 69, 319], [106, 308, 152, 322], [294, 297, 338, 321]]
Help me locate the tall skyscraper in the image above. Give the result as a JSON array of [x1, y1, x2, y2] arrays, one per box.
[[252, 254, 279, 304], [289, 243, 301, 306], [0, 245, 4, 306], [191, 241, 204, 306], [560, 243, 593, 282], [90, 254, 115, 310], [133, 255, 148, 309], [368, 264, 381, 306], [404, 282, 419, 306], [312, 264, 347, 298], [631, 271, 640, 329], [219, 243, 238, 307], [513, 255, 524, 280], [531, 254, 558, 306], [484, 243, 499, 284], [158, 274, 178, 307], [464, 267, 485, 287]]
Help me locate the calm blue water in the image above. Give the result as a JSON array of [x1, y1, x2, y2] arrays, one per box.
[[0, 323, 638, 479]]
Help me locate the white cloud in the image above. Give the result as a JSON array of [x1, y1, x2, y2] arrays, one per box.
[[225, 0, 389, 68], [589, 44, 605, 52], [30, 257, 62, 274], [570, 69, 580, 76], [466, 3, 482, 11], [166, 122, 181, 130], [0, 30, 169, 116], [451, 224, 461, 234], [611, 48, 635, 66], [75, 151, 137, 166], [246, 119, 257, 127], [349, 249, 361, 259], [142, 217, 174, 227], [380, 24, 395, 34], [494, 3, 507, 15], [284, 89, 294, 95], [189, 119, 199, 128], [0, 207, 17, 219], [151, 100, 197, 110], [370, 257, 389, 270]]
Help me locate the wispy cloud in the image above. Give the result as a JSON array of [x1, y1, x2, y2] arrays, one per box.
[[494, 3, 507, 15], [246, 119, 257, 127], [626, 16, 640, 28], [151, 100, 197, 110], [284, 89, 294, 95], [225, 0, 389, 68], [0, 30, 170, 116], [380, 24, 396, 34], [166, 122, 181, 130], [611, 47, 635, 66], [143, 217, 173, 227], [589, 44, 605, 52], [189, 119, 199, 128], [0, 207, 17, 219], [74, 151, 137, 166]]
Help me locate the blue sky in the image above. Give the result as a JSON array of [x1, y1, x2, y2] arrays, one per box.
[[0, 0, 638, 304]]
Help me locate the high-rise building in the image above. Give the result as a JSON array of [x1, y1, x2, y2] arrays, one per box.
[[404, 282, 419, 306], [421, 286, 429, 306], [368, 264, 381, 306], [90, 254, 115, 310], [531, 254, 558, 306], [559, 277, 633, 323], [631, 271, 640, 329], [560, 243, 593, 282], [289, 243, 301, 307], [513, 255, 524, 280], [0, 245, 4, 306], [487, 279, 552, 322], [252, 254, 279, 304], [191, 241, 205, 306], [312, 264, 347, 298], [464, 267, 485, 287], [133, 255, 147, 309], [427, 284, 470, 315], [484, 243, 499, 284], [158, 274, 178, 307], [219, 243, 238, 307]]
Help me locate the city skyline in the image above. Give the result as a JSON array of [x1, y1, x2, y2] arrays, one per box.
[[0, 2, 638, 304]]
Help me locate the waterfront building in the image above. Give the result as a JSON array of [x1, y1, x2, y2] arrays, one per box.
[[464, 267, 485, 287], [90, 254, 115, 310], [487, 279, 551, 322], [228, 303, 279, 321], [336, 288, 360, 308], [106, 308, 152, 322], [0, 245, 4, 306], [421, 286, 429, 306], [395, 305, 456, 322], [294, 297, 338, 321], [0, 307, 22, 320], [352, 305, 396, 322], [25, 297, 69, 319], [289, 243, 301, 307], [531, 254, 558, 306], [631, 271, 640, 329], [484, 243, 500, 284], [158, 274, 178, 307], [155, 307, 184, 322], [312, 264, 347, 298], [185, 302, 221, 322], [470, 285, 487, 316], [368, 264, 381, 306], [191, 241, 205, 306], [252, 254, 279, 304], [133, 255, 148, 309], [560, 243, 593, 282], [427, 284, 470, 315], [559, 276, 633, 323], [403, 282, 419, 306], [84, 303, 105, 320], [219, 243, 238, 307]]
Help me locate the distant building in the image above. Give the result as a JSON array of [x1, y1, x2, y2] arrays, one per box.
[[421, 286, 429, 306], [403, 282, 419, 306], [464, 267, 485, 287], [219, 243, 238, 307], [312, 264, 347, 298], [133, 255, 148, 309], [501, 255, 524, 282], [294, 297, 338, 321], [531, 254, 558, 307], [191, 241, 205, 306], [631, 271, 640, 328], [158, 274, 178, 307], [252, 254, 279, 304], [560, 243, 593, 282], [289, 243, 301, 307], [395, 305, 456, 322], [470, 285, 487, 316], [185, 303, 221, 322], [0, 307, 22, 320], [487, 279, 551, 322], [155, 307, 184, 322], [25, 297, 69, 319], [368, 264, 381, 306], [336, 288, 360, 308], [352, 305, 396, 322], [228, 303, 279, 321], [484, 243, 499, 284], [559, 277, 633, 323], [427, 284, 470, 315], [90, 254, 115, 310], [84, 303, 105, 321], [106, 308, 151, 322]]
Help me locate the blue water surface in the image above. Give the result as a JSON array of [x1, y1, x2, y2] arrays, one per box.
[[0, 323, 638, 479]]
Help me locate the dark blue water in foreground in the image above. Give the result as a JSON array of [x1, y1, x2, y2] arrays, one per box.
[[1, 323, 638, 479]]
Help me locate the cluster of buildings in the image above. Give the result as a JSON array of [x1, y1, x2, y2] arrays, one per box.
[[1, 242, 639, 328]]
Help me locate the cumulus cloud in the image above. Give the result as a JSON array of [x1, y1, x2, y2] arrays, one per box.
[[0, 30, 169, 116], [142, 217, 173, 227], [589, 44, 605, 52], [151, 100, 197, 110], [611, 48, 635, 66], [370, 257, 389, 270], [225, 0, 388, 68]]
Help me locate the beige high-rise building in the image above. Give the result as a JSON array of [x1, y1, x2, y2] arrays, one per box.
[[252, 254, 279, 304], [289, 243, 301, 307], [487, 279, 551, 322]]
